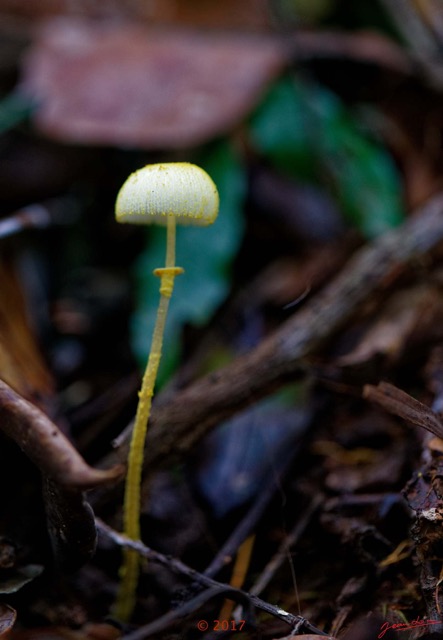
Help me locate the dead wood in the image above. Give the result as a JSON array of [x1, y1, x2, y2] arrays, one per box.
[[43, 477, 99, 571], [0, 377, 124, 489], [103, 192, 443, 483], [363, 381, 443, 627]]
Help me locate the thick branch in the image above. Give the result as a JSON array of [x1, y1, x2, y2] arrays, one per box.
[[0, 378, 123, 489], [108, 194, 443, 476]]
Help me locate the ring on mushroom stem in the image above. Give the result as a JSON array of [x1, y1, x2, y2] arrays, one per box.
[[113, 162, 219, 621]]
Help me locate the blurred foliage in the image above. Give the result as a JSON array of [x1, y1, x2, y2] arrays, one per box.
[[194, 385, 311, 517], [274, 0, 335, 25], [131, 72, 405, 382], [132, 141, 246, 382], [250, 75, 405, 238], [0, 93, 33, 135]]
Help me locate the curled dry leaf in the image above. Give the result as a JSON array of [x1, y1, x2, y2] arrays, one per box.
[[19, 19, 287, 149], [363, 382, 443, 440], [0, 378, 124, 489]]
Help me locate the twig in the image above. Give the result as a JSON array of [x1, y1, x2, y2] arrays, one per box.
[[121, 586, 254, 640], [380, 0, 438, 57], [96, 519, 329, 637], [0, 198, 79, 240], [227, 493, 324, 629], [249, 493, 323, 598], [203, 447, 297, 579], [0, 204, 51, 240], [380, 0, 443, 87]]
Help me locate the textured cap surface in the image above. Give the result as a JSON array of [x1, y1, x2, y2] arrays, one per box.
[[115, 162, 219, 226]]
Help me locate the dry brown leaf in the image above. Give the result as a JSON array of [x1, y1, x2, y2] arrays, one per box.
[[143, 0, 271, 29], [0, 259, 53, 402], [20, 19, 286, 149], [364, 382, 443, 440]]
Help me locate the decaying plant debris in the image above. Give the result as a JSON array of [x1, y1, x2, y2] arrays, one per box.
[[3, 2, 443, 639]]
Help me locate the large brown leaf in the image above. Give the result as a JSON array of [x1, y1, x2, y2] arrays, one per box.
[[19, 19, 286, 149], [0, 0, 271, 30]]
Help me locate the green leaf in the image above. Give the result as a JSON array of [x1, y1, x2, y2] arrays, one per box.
[[249, 78, 318, 182], [250, 76, 404, 238], [132, 141, 246, 383], [0, 93, 33, 135]]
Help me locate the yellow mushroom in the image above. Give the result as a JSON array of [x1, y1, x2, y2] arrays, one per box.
[[113, 162, 219, 620]]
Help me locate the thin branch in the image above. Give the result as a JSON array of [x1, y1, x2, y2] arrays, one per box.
[[0, 198, 79, 240], [96, 519, 329, 637], [0, 204, 51, 240], [249, 494, 323, 598], [380, 0, 438, 57], [380, 0, 443, 87], [121, 586, 254, 640]]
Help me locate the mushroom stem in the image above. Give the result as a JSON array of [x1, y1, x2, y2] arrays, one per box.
[[113, 162, 219, 621], [114, 215, 183, 621]]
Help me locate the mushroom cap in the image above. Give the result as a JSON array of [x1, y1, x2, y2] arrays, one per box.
[[115, 162, 219, 226]]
